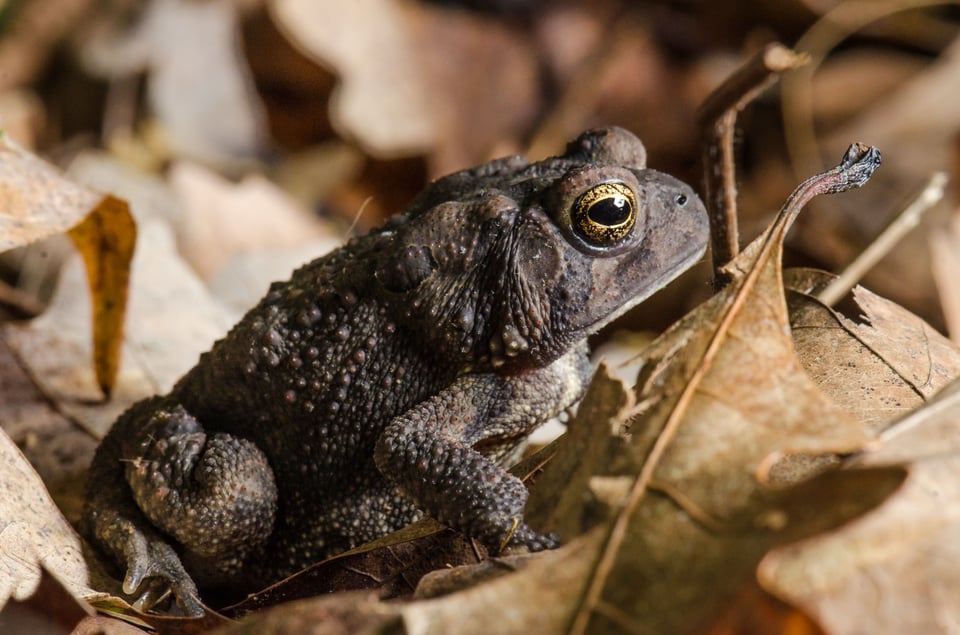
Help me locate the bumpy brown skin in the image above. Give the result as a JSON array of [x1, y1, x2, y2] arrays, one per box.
[[83, 127, 709, 615]]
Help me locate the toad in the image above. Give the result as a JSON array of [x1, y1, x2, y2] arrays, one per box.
[[83, 127, 709, 614]]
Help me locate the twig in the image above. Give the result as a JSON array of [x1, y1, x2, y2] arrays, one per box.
[[697, 43, 808, 290], [817, 172, 946, 307], [931, 217, 960, 345], [0, 278, 43, 318]]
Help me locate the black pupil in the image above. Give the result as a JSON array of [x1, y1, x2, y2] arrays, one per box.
[[589, 195, 631, 226]]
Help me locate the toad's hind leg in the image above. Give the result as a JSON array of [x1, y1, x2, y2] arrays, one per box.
[[84, 396, 278, 612], [120, 399, 279, 583]]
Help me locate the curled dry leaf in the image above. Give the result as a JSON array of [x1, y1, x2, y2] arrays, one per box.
[[4, 221, 233, 439], [0, 428, 92, 611], [760, 270, 960, 635], [0, 134, 135, 395]]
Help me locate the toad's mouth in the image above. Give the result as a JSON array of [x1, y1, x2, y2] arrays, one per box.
[[586, 238, 708, 336]]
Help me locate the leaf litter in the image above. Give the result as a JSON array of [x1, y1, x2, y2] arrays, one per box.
[[1, 4, 960, 634]]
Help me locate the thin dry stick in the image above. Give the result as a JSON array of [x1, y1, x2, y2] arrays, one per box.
[[697, 43, 808, 289], [0, 278, 43, 318], [568, 143, 880, 635], [818, 172, 947, 307], [931, 221, 960, 345]]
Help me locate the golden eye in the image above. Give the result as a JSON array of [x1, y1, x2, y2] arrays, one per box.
[[571, 181, 637, 246]]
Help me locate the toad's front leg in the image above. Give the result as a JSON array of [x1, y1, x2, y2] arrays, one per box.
[[374, 348, 592, 552]]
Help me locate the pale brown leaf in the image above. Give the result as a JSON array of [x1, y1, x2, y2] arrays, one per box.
[[169, 161, 339, 281], [403, 529, 606, 635], [760, 380, 960, 635], [79, 0, 268, 165], [787, 267, 960, 431], [271, 0, 437, 157], [271, 0, 541, 171], [0, 134, 102, 251], [0, 428, 92, 611]]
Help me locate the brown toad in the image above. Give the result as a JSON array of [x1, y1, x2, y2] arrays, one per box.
[[83, 127, 709, 614]]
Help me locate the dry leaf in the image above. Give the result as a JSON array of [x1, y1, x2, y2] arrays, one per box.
[[70, 614, 154, 635], [402, 529, 606, 635], [787, 267, 960, 431], [0, 427, 92, 610], [169, 161, 338, 280], [760, 380, 960, 635], [399, 3, 540, 172], [212, 591, 398, 634], [67, 196, 137, 395], [270, 0, 541, 171], [271, 0, 436, 157], [554, 146, 886, 633], [79, 0, 268, 166], [0, 570, 94, 634], [219, 466, 903, 635], [0, 337, 96, 523], [526, 365, 633, 541], [0, 134, 102, 251]]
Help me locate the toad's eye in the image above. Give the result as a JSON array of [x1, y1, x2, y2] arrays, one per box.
[[571, 181, 637, 246]]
